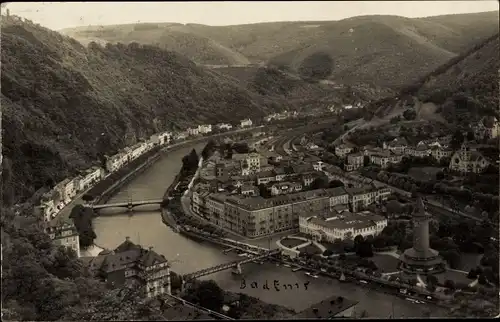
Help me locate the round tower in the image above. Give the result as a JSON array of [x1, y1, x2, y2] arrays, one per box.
[[399, 197, 444, 274]]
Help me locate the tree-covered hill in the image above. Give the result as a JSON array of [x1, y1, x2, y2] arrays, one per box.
[[62, 11, 499, 88], [211, 66, 394, 112], [61, 22, 251, 65], [267, 12, 499, 88], [1, 17, 268, 203], [416, 34, 499, 124], [364, 33, 499, 125]]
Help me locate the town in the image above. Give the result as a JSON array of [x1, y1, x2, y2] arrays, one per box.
[[32, 101, 499, 319], [2, 2, 499, 321]]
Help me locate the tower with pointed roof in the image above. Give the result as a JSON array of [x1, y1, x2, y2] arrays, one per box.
[[399, 197, 444, 274]]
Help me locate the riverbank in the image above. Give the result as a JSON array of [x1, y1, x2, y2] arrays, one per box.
[[90, 140, 451, 317]]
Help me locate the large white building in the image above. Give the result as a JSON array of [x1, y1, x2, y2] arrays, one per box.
[[150, 131, 171, 146], [198, 124, 212, 134], [36, 197, 56, 222], [335, 144, 354, 158], [188, 127, 200, 136], [232, 152, 261, 175], [76, 166, 103, 192], [54, 178, 77, 204], [106, 152, 128, 173], [216, 123, 233, 131], [130, 142, 149, 160], [240, 119, 253, 128], [299, 210, 387, 242], [193, 183, 390, 238]]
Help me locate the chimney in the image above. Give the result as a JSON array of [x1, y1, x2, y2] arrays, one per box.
[[149, 246, 153, 251], [125, 236, 130, 242]]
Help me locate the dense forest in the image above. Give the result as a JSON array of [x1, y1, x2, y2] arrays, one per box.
[[1, 17, 271, 203], [365, 33, 499, 124]]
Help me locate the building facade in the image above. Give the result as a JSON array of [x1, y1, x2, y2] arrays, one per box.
[[194, 184, 389, 238], [240, 119, 253, 128], [345, 153, 364, 171], [87, 238, 171, 297], [449, 143, 489, 173], [46, 222, 81, 257], [299, 210, 388, 242]]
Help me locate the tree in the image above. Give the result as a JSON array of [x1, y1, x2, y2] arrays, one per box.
[[323, 249, 333, 257], [372, 235, 387, 249], [444, 279, 456, 290], [440, 250, 461, 269], [478, 274, 488, 285], [329, 180, 344, 188], [298, 52, 334, 81], [354, 235, 364, 247], [356, 241, 373, 258], [363, 155, 370, 167], [386, 200, 403, 215], [258, 184, 271, 198], [232, 142, 249, 154], [82, 194, 94, 202], [184, 280, 224, 312], [201, 139, 216, 159], [426, 274, 438, 286], [403, 109, 416, 120], [311, 177, 329, 190], [451, 130, 465, 150]]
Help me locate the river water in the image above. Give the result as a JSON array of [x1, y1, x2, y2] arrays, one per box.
[[93, 143, 448, 318]]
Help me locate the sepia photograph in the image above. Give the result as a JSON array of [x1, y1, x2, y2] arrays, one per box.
[[1, 1, 499, 320]]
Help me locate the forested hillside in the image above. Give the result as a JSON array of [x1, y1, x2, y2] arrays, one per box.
[[62, 11, 499, 88], [364, 33, 499, 124], [416, 34, 499, 124], [212, 66, 393, 112], [1, 17, 268, 203], [62, 22, 251, 65]]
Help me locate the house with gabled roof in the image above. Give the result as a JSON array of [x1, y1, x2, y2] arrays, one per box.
[[86, 237, 171, 297], [383, 137, 408, 155], [449, 142, 490, 174]]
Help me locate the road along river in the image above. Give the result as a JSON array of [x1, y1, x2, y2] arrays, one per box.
[[92, 143, 448, 317]]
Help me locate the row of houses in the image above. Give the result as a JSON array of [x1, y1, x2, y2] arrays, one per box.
[[264, 110, 298, 122], [191, 183, 391, 238], [336, 135, 490, 174], [472, 116, 499, 140], [180, 118, 253, 138], [36, 166, 106, 222], [105, 137, 160, 173], [37, 129, 176, 223]]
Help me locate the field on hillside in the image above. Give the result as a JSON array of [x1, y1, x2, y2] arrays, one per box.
[[60, 11, 499, 89]]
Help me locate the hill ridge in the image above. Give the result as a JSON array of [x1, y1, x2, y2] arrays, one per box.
[[61, 11, 499, 88], [1, 17, 268, 203]]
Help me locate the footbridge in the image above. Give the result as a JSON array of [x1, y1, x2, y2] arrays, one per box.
[[83, 199, 165, 211], [182, 249, 281, 283]]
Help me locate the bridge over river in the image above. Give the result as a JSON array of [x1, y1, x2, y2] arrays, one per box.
[[83, 199, 165, 212]]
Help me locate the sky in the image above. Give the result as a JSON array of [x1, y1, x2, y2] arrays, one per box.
[[3, 1, 499, 31]]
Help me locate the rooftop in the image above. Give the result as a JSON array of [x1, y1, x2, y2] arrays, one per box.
[[307, 210, 386, 231], [87, 239, 167, 274], [345, 184, 377, 195]]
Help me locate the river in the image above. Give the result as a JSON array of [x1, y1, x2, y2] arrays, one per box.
[[93, 143, 448, 318]]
